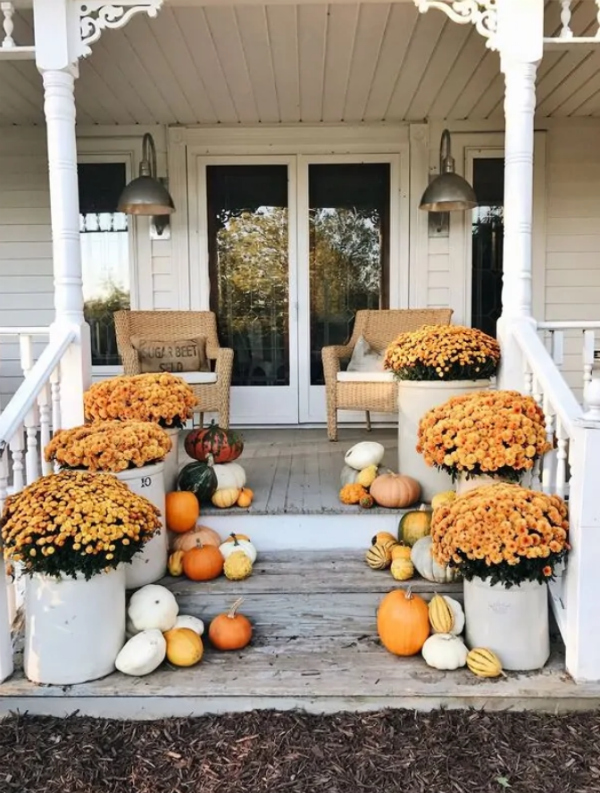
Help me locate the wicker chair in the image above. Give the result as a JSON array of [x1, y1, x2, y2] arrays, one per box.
[[322, 309, 454, 441], [114, 311, 234, 429]]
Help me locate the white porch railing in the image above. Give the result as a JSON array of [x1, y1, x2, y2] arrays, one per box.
[[513, 318, 600, 681], [538, 321, 600, 400], [0, 327, 76, 683]]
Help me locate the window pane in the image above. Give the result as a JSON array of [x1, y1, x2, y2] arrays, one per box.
[[79, 163, 131, 367], [309, 163, 390, 386], [471, 158, 504, 339], [207, 165, 289, 387]]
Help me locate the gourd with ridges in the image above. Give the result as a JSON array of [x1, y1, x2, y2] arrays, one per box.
[[339, 483, 368, 505], [177, 460, 218, 504], [365, 542, 393, 570], [466, 648, 505, 678], [428, 594, 454, 634], [184, 421, 244, 464]]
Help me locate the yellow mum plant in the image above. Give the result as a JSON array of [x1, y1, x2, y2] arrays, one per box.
[[84, 373, 197, 428], [1, 470, 161, 579], [384, 325, 500, 381], [417, 390, 551, 482], [45, 420, 172, 473], [431, 483, 569, 587]]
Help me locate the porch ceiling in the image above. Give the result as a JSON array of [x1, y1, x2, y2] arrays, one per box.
[[1, 2, 600, 126]]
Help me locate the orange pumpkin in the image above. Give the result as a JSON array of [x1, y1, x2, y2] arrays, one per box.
[[208, 598, 253, 651], [377, 588, 430, 656], [171, 526, 222, 552], [165, 491, 200, 533], [182, 545, 224, 581], [236, 488, 253, 508], [370, 474, 421, 509]]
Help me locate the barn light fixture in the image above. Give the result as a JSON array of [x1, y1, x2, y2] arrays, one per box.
[[419, 129, 477, 212], [117, 133, 175, 217]]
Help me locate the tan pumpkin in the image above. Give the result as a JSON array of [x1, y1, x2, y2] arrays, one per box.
[[366, 542, 393, 570], [390, 558, 414, 581], [211, 488, 241, 509], [370, 473, 421, 509], [171, 526, 222, 552]]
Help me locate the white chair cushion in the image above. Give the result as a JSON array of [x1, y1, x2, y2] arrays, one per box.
[[336, 371, 395, 383], [178, 372, 218, 385]]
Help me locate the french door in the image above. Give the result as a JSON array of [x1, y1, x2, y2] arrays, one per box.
[[194, 154, 397, 425]]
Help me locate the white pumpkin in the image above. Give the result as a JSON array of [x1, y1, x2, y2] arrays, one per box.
[[128, 584, 179, 633], [444, 596, 465, 636], [422, 633, 468, 670], [219, 538, 257, 564], [115, 629, 167, 676], [411, 535, 461, 584], [344, 441, 385, 471], [173, 615, 205, 636], [213, 462, 246, 490]]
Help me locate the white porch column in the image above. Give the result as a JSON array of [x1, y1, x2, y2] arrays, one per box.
[[496, 0, 544, 390], [33, 0, 91, 429]]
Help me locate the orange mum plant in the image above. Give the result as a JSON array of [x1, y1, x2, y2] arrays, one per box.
[[384, 325, 500, 381], [431, 483, 569, 587], [45, 420, 172, 473], [84, 373, 197, 428], [417, 390, 551, 482], [1, 470, 161, 580]]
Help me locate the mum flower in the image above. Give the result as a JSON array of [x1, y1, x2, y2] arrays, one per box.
[[384, 325, 500, 381], [84, 373, 197, 428], [1, 470, 161, 579], [431, 483, 569, 587], [417, 390, 551, 481]]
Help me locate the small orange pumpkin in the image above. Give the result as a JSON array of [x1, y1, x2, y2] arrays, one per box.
[[377, 588, 430, 656], [165, 491, 200, 533], [208, 598, 253, 651], [182, 545, 224, 581], [391, 544, 412, 562], [370, 473, 421, 509], [171, 526, 222, 552], [236, 488, 253, 508]]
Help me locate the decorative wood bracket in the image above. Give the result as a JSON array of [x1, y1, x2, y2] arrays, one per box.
[[414, 1, 498, 50], [78, 0, 163, 57]]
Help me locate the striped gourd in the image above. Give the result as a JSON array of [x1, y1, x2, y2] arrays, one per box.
[[366, 542, 393, 570], [466, 648, 505, 678], [428, 594, 455, 634]]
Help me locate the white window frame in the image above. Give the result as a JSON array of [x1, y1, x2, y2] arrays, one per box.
[[77, 139, 148, 377]]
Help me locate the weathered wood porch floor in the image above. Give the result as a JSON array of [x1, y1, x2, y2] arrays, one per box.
[[2, 551, 600, 718]]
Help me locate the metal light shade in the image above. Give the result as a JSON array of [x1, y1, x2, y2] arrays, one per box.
[[118, 133, 175, 216], [419, 129, 477, 212]]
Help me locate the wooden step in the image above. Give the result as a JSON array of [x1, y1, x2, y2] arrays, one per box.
[[161, 550, 462, 639]]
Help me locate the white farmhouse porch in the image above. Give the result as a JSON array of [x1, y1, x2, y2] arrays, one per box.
[[2, 0, 600, 709]]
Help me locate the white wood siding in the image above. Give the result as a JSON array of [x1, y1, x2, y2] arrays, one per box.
[[0, 129, 52, 409]]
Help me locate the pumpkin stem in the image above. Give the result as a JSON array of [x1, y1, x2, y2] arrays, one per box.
[[230, 532, 240, 546], [405, 586, 414, 600], [207, 453, 215, 467], [228, 597, 244, 618]]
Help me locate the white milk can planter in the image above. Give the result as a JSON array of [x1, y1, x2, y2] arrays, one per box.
[[24, 566, 126, 685], [163, 428, 181, 492], [114, 462, 167, 589], [456, 473, 507, 496], [464, 577, 550, 671], [397, 379, 491, 502]]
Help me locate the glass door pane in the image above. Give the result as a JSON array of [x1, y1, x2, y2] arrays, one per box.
[[207, 165, 290, 388], [308, 163, 390, 386], [471, 158, 504, 338]]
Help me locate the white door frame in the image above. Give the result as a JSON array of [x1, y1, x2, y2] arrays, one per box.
[[188, 153, 300, 424], [297, 152, 407, 424]]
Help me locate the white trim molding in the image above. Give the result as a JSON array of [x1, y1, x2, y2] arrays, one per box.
[[414, 1, 499, 50], [78, 1, 163, 57]]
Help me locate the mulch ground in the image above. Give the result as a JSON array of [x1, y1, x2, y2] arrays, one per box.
[[1, 709, 599, 793]]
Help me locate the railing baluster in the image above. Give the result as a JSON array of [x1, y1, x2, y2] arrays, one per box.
[[559, 0, 574, 39], [555, 417, 568, 499], [542, 393, 556, 495], [523, 357, 533, 396], [10, 427, 25, 493], [532, 375, 542, 406], [583, 330, 595, 396], [0, 447, 9, 512], [552, 330, 564, 369], [50, 366, 62, 433], [38, 383, 52, 475]]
